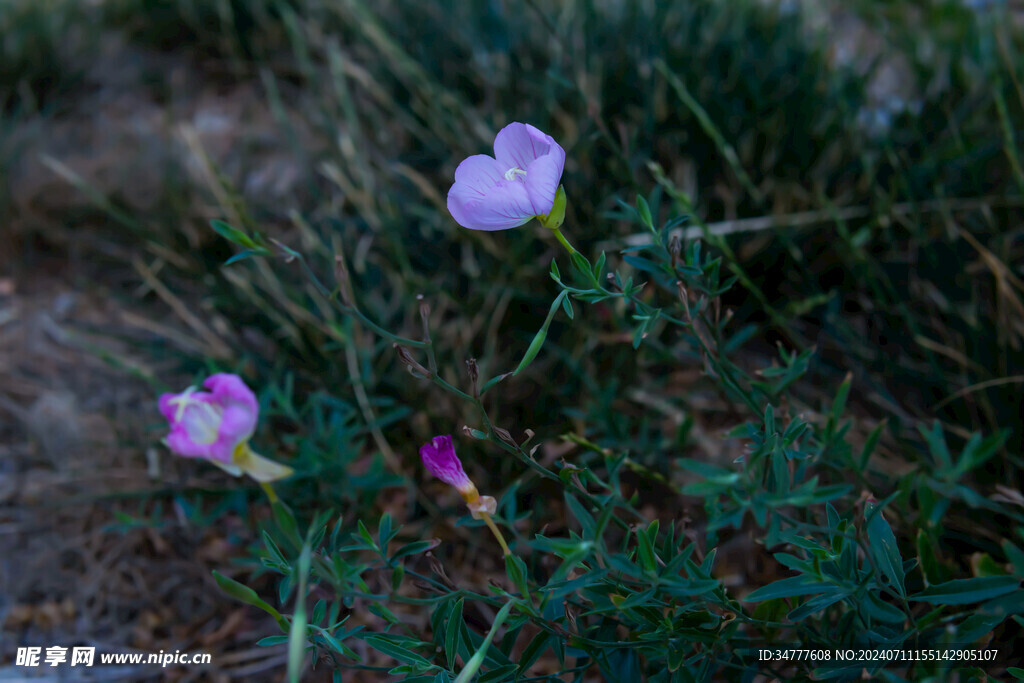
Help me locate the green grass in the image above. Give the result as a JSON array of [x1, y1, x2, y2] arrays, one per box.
[[6, 0, 1024, 679]]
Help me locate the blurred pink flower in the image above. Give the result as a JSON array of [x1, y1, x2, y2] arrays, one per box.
[[159, 373, 291, 482], [447, 122, 566, 231], [420, 435, 496, 518]]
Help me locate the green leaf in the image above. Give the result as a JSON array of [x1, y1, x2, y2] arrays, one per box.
[[224, 247, 269, 265], [369, 602, 402, 626], [514, 291, 567, 375], [744, 576, 839, 602], [549, 258, 561, 281], [257, 635, 289, 646], [454, 601, 514, 683], [659, 578, 719, 597], [569, 251, 592, 278], [262, 530, 287, 566], [858, 421, 885, 471], [865, 500, 905, 598], [787, 591, 849, 621], [624, 255, 663, 275], [563, 492, 595, 538], [210, 219, 257, 248], [391, 564, 405, 592], [478, 665, 516, 682], [806, 483, 852, 503], [364, 635, 433, 667], [636, 194, 653, 230], [311, 599, 325, 627], [288, 543, 312, 683], [917, 530, 946, 586], [954, 430, 1008, 478], [832, 373, 851, 422], [356, 519, 378, 551], [517, 630, 551, 674], [637, 526, 656, 572], [954, 612, 1004, 642], [391, 539, 440, 561], [561, 292, 574, 320], [909, 576, 1020, 605], [505, 554, 530, 598], [212, 570, 286, 630], [1003, 540, 1024, 579], [317, 626, 362, 659], [378, 513, 394, 552], [677, 458, 739, 484], [919, 420, 953, 470], [631, 315, 652, 349], [444, 598, 464, 669], [592, 251, 607, 279], [862, 592, 906, 623]]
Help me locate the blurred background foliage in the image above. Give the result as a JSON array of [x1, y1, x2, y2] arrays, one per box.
[[3, 0, 1023, 679]]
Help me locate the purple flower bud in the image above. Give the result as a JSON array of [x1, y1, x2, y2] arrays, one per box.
[[419, 435, 495, 519], [447, 123, 566, 231], [419, 435, 474, 493]]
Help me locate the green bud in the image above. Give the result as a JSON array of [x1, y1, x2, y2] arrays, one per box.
[[537, 184, 567, 231]]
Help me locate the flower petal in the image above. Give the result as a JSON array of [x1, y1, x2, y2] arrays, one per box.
[[448, 178, 536, 231], [235, 447, 294, 482], [468, 495, 497, 520], [207, 458, 244, 477], [524, 149, 565, 216], [202, 373, 259, 461], [204, 373, 259, 421], [453, 154, 505, 196], [494, 122, 550, 170], [165, 427, 216, 459], [420, 435, 473, 490]]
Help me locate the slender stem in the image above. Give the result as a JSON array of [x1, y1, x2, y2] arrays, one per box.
[[423, 342, 439, 374], [345, 304, 428, 348], [478, 511, 511, 556], [259, 481, 279, 504], [344, 326, 405, 475], [419, 297, 438, 374], [550, 225, 581, 258], [293, 251, 427, 348], [432, 375, 475, 402]]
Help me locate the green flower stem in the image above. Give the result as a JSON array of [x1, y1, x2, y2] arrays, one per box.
[[259, 482, 280, 504], [478, 511, 511, 556], [550, 224, 581, 259], [342, 303, 428, 349], [431, 374, 474, 402], [422, 338, 438, 374]]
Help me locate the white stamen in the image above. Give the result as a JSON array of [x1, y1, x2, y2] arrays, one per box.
[[168, 386, 198, 422], [182, 401, 224, 445], [504, 166, 527, 181], [169, 388, 225, 445]]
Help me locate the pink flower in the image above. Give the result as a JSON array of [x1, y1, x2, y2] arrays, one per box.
[[420, 435, 496, 519], [159, 373, 292, 482], [447, 122, 566, 231]]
